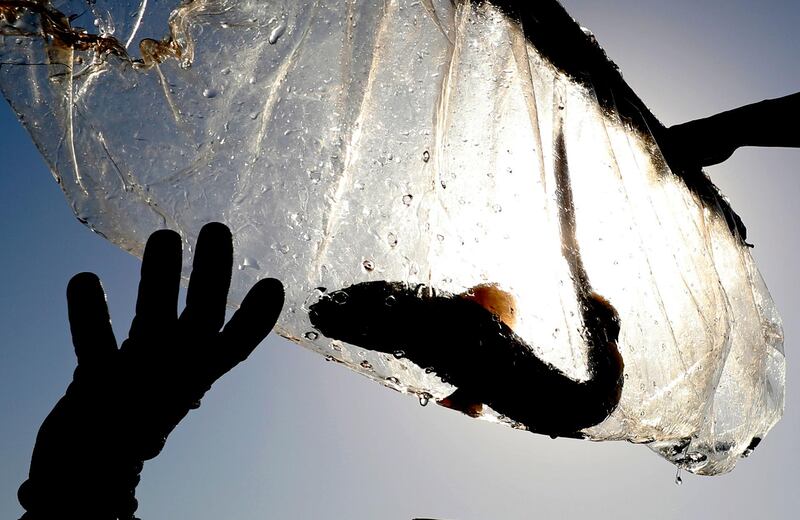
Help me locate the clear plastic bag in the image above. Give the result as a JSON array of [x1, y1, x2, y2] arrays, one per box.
[[0, 0, 784, 474]]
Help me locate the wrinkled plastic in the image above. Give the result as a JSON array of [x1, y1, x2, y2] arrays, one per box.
[[0, 0, 784, 475]]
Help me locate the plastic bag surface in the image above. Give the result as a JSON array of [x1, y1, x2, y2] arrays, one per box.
[[0, 0, 784, 474]]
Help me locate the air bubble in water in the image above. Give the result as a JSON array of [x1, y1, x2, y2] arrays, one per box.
[[304, 331, 319, 340], [331, 291, 349, 304], [415, 284, 434, 299]]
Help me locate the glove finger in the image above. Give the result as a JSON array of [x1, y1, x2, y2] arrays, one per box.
[[216, 278, 284, 375], [67, 272, 118, 366], [180, 222, 233, 334], [129, 229, 183, 340]]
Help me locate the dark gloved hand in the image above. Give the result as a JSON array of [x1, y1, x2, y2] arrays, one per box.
[[664, 120, 739, 167], [664, 92, 800, 168], [18, 222, 284, 520]]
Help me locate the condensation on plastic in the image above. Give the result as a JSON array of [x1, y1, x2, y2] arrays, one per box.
[[0, 0, 784, 475]]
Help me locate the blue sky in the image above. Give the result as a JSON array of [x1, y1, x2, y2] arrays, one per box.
[[1, 1, 799, 518]]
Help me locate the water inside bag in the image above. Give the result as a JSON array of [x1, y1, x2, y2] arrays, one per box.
[[0, 0, 785, 475]]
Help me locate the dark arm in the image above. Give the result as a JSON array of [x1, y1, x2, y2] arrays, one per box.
[[665, 92, 800, 167]]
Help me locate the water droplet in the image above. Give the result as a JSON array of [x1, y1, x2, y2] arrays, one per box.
[[362, 260, 375, 272], [393, 349, 405, 359], [304, 331, 319, 340], [402, 194, 413, 206], [424, 367, 434, 374], [386, 376, 400, 385], [418, 393, 432, 407], [687, 452, 707, 463], [675, 468, 683, 486], [385, 295, 397, 306], [269, 21, 287, 44], [422, 150, 430, 162], [387, 233, 398, 248], [203, 88, 218, 99], [360, 360, 373, 370], [325, 355, 335, 362]]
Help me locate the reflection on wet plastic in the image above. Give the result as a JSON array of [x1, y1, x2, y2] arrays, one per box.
[[0, 0, 784, 475]]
